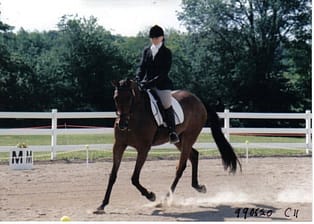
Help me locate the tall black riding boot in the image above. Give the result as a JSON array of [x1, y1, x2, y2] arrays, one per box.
[[164, 106, 180, 144]]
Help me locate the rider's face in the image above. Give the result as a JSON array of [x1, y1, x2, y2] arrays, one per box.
[[150, 36, 163, 46]]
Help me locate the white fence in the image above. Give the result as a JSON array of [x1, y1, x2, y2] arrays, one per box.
[[0, 109, 312, 159]]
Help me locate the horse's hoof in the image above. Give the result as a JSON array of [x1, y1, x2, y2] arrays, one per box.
[[93, 206, 105, 214], [147, 192, 156, 201], [194, 184, 207, 193]]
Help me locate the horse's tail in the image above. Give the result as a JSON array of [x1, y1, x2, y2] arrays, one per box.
[[208, 107, 241, 174]]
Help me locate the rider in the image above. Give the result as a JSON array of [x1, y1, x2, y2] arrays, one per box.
[[135, 25, 180, 144]]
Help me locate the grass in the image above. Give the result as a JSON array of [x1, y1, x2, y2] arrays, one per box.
[[0, 134, 115, 146], [0, 133, 310, 163], [0, 133, 305, 146]]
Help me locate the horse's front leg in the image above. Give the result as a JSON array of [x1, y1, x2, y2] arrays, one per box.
[[131, 147, 156, 201], [94, 143, 126, 213]]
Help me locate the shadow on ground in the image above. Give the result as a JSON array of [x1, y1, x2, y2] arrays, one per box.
[[150, 204, 290, 221]]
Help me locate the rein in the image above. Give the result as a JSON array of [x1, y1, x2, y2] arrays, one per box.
[[115, 86, 137, 129]]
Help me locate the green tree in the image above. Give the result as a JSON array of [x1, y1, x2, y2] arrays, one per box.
[[166, 29, 193, 90], [0, 9, 12, 71], [113, 34, 147, 78], [282, 39, 311, 112], [178, 0, 311, 112], [0, 10, 38, 111], [57, 15, 130, 111]]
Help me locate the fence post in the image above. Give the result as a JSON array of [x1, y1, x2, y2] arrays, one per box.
[[224, 109, 230, 141], [305, 110, 311, 154], [51, 109, 58, 160]]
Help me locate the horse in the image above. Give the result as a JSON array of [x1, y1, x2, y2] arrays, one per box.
[[95, 78, 241, 213]]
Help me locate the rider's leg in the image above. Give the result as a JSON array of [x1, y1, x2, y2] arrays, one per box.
[[153, 88, 180, 144], [164, 106, 180, 144]]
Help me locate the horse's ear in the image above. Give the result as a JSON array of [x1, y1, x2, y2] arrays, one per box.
[[111, 80, 119, 87]]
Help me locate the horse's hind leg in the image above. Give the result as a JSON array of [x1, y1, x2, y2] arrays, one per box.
[[169, 153, 188, 193], [131, 147, 156, 201], [169, 139, 192, 193], [190, 148, 206, 193]]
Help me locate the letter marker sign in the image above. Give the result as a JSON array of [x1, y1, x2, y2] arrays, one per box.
[[9, 148, 33, 170]]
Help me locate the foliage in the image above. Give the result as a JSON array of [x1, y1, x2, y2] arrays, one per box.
[[0, 2, 311, 128], [178, 0, 311, 112], [55, 15, 130, 111], [1, 15, 132, 112]]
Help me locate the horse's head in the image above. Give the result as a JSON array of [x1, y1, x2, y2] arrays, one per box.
[[112, 78, 138, 131]]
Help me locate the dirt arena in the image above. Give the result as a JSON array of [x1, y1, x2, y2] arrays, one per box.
[[0, 156, 312, 221]]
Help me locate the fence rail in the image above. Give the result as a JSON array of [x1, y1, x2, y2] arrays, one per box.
[[0, 109, 312, 159]]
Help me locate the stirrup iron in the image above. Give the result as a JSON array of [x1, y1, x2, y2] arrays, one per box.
[[169, 132, 180, 144]]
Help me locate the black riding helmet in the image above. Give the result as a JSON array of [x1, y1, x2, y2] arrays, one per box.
[[149, 25, 164, 38]]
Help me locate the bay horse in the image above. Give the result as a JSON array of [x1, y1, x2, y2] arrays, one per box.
[[95, 78, 240, 213]]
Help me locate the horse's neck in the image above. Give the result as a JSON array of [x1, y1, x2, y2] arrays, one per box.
[[138, 91, 149, 109], [133, 91, 150, 118]]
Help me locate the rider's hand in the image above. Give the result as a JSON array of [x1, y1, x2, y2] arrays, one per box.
[[141, 80, 155, 89], [138, 80, 147, 90]]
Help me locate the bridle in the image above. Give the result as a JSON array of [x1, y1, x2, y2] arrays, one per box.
[[114, 86, 136, 131]]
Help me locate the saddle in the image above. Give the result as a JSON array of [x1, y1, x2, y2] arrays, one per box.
[[146, 89, 184, 127]]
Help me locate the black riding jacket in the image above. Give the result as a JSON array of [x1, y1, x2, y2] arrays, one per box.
[[136, 43, 173, 90]]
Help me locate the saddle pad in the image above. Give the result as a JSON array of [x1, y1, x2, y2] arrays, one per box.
[[147, 90, 184, 127]]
